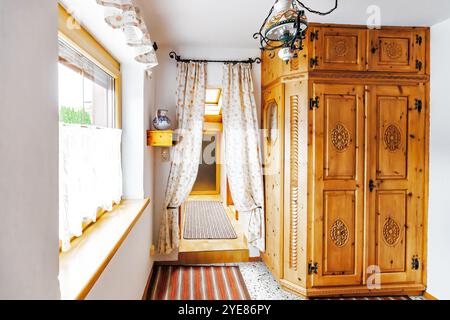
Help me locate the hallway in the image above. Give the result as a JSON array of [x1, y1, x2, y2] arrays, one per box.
[[178, 196, 249, 264]]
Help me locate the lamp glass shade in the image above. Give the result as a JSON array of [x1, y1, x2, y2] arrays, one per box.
[[264, 0, 308, 42]]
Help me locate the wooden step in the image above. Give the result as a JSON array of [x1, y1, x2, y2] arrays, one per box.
[[179, 249, 249, 265]]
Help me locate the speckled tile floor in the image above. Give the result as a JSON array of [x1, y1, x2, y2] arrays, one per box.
[[237, 262, 427, 301], [238, 262, 304, 300]]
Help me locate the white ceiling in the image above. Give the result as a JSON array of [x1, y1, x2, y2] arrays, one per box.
[[135, 0, 450, 49]]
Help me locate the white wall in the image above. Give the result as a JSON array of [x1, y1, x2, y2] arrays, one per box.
[[121, 64, 146, 199], [87, 66, 156, 299], [86, 203, 153, 299], [428, 18, 450, 300], [0, 0, 60, 299], [152, 46, 262, 260]]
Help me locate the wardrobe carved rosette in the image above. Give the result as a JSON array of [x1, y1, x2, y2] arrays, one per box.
[[384, 124, 402, 152]]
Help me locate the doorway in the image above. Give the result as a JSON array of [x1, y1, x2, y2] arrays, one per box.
[[191, 133, 220, 195], [179, 123, 248, 264]]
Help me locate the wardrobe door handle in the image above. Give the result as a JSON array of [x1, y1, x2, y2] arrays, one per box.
[[369, 180, 375, 192]]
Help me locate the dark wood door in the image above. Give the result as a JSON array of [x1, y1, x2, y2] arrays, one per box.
[[310, 27, 367, 71], [311, 83, 365, 287], [368, 30, 426, 74], [367, 85, 425, 285]]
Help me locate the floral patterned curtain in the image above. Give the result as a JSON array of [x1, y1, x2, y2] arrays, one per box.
[[222, 63, 265, 252], [95, 0, 158, 72], [158, 62, 206, 254]]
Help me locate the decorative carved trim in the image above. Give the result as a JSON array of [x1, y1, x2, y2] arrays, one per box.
[[331, 122, 351, 152], [333, 39, 349, 57], [383, 41, 403, 60], [330, 219, 349, 247], [309, 71, 429, 82], [383, 217, 401, 246], [290, 57, 299, 71], [384, 124, 402, 152], [289, 95, 299, 271]]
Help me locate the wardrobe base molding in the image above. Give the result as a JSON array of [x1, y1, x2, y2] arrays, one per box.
[[279, 279, 425, 299]]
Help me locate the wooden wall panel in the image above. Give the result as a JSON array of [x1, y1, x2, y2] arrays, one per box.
[[323, 191, 356, 275], [376, 96, 409, 179], [367, 85, 425, 285], [324, 94, 357, 180], [311, 83, 365, 288], [368, 29, 426, 74], [283, 80, 309, 287], [262, 84, 284, 279], [375, 191, 407, 273], [310, 27, 366, 71]]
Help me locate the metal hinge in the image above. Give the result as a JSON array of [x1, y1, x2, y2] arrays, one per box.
[[412, 256, 420, 270], [310, 57, 319, 68], [308, 262, 318, 275], [310, 30, 319, 42], [416, 59, 423, 71], [416, 34, 423, 46], [309, 97, 319, 110], [415, 99, 423, 113]]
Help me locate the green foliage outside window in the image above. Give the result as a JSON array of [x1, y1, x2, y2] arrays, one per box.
[[60, 106, 92, 125]]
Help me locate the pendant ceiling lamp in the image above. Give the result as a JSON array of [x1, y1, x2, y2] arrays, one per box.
[[254, 0, 338, 63]]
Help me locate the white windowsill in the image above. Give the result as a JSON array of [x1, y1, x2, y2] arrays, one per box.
[[59, 198, 150, 300]]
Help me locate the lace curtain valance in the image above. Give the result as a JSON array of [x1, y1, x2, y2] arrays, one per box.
[[96, 0, 158, 72]]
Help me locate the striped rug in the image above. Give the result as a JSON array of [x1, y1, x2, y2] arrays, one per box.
[[147, 266, 251, 300], [183, 201, 237, 240]]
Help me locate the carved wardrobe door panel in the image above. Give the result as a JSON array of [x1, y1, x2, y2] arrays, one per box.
[[368, 30, 426, 74], [311, 83, 365, 287], [310, 27, 366, 71], [262, 84, 284, 279], [367, 85, 425, 285]]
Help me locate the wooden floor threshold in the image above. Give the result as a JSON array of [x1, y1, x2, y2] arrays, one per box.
[[179, 248, 249, 265]]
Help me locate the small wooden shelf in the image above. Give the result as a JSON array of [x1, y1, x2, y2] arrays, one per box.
[[147, 130, 173, 147]]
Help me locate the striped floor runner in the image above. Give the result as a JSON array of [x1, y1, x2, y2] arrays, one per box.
[[147, 266, 251, 300], [183, 201, 237, 240]]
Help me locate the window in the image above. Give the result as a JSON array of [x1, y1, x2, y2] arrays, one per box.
[[58, 4, 123, 252], [58, 39, 116, 128], [205, 88, 222, 122]]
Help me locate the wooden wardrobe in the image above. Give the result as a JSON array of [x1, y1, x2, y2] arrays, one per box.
[[261, 24, 430, 298]]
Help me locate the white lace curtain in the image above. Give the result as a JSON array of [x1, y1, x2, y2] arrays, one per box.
[[95, 0, 158, 72], [222, 63, 265, 252], [158, 62, 206, 254], [59, 124, 123, 251]]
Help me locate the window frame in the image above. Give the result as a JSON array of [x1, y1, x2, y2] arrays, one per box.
[[58, 3, 122, 129]]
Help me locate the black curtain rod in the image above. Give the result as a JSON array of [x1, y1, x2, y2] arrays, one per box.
[[169, 51, 261, 65]]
